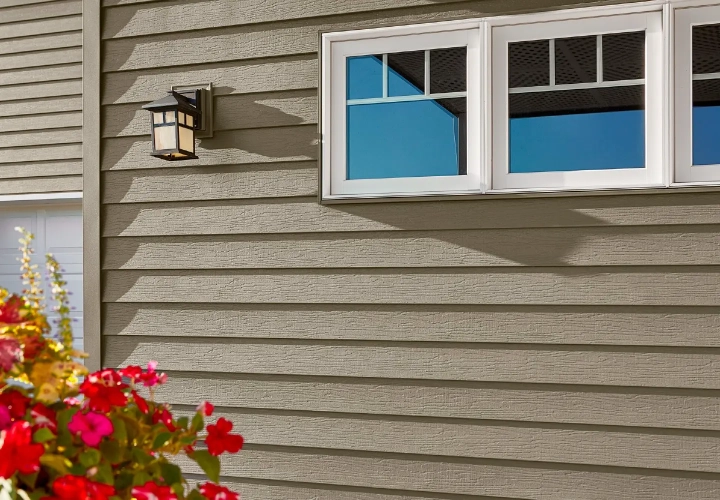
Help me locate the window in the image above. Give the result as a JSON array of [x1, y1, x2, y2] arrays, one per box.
[[322, 24, 482, 199], [675, 3, 720, 183], [320, 2, 720, 201], [490, 9, 664, 191]]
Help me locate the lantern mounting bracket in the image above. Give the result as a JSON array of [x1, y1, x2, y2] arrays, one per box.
[[171, 83, 213, 138]]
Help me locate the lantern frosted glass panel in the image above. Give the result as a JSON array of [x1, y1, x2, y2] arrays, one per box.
[[154, 126, 176, 151], [186, 115, 194, 127], [153, 113, 164, 124], [179, 126, 194, 154], [164, 111, 176, 123]]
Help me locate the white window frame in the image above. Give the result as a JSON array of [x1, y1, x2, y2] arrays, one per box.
[[674, 2, 720, 183], [321, 22, 483, 200], [489, 6, 666, 192]]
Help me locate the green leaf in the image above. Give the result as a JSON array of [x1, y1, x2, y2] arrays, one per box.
[[110, 415, 127, 444], [79, 449, 101, 468], [176, 416, 189, 429], [152, 431, 172, 450], [39, 454, 70, 475], [32, 427, 55, 444], [159, 462, 182, 487], [171, 483, 184, 497], [94, 463, 114, 486], [191, 412, 204, 432], [99, 440, 123, 465], [132, 471, 152, 487], [17, 472, 38, 490], [189, 449, 220, 483], [186, 490, 206, 500], [115, 472, 133, 491], [68, 462, 86, 476], [131, 447, 153, 466]]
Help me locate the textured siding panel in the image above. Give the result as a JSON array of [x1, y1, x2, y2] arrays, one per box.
[[99, 0, 720, 498], [0, 0, 82, 195]]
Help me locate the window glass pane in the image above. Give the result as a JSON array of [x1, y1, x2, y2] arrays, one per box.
[[347, 55, 383, 100], [555, 35, 596, 85], [603, 32, 644, 81], [508, 31, 645, 173], [693, 24, 720, 166], [153, 113, 164, 124], [186, 114, 194, 127], [509, 40, 550, 88], [388, 51, 425, 97], [347, 98, 466, 179], [164, 111, 176, 124], [430, 47, 466, 93], [179, 112, 186, 125], [693, 24, 720, 74], [154, 126, 176, 151]]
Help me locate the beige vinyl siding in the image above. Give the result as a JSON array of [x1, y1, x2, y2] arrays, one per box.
[[101, 1, 720, 499], [0, 0, 82, 196]]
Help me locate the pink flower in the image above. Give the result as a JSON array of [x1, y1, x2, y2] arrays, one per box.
[[67, 411, 113, 447], [131, 481, 177, 500], [139, 361, 167, 388], [0, 338, 21, 372]]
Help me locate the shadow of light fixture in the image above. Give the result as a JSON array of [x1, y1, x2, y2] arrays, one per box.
[[142, 83, 213, 161]]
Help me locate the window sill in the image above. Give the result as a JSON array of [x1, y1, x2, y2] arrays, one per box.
[[320, 182, 720, 204]]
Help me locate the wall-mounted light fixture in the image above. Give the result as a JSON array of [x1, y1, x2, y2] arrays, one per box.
[[142, 84, 213, 161]]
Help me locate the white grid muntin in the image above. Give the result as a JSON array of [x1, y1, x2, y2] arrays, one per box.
[[674, 3, 720, 182], [490, 9, 665, 192]]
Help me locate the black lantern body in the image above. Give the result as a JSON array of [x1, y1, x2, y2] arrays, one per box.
[[142, 91, 201, 161]]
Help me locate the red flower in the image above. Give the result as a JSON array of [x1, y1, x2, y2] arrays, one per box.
[[119, 365, 142, 381], [200, 483, 239, 500], [31, 403, 57, 432], [0, 296, 26, 325], [80, 369, 128, 413], [0, 421, 44, 477], [0, 389, 30, 419], [197, 401, 214, 417], [44, 475, 115, 500], [152, 407, 176, 432], [131, 390, 149, 414], [22, 334, 46, 359], [206, 418, 243, 456], [131, 481, 177, 500]]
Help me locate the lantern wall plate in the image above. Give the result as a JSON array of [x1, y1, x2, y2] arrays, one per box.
[[172, 83, 213, 138]]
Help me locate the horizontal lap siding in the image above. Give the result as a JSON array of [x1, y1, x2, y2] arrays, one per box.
[[0, 0, 82, 196], [100, 0, 720, 498]]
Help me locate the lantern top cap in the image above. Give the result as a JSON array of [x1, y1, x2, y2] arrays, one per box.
[[142, 91, 200, 116]]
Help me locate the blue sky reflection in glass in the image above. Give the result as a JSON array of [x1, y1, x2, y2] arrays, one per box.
[[508, 33, 646, 173], [345, 50, 466, 180]]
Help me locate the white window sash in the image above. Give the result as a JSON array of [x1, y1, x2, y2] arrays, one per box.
[[322, 25, 483, 200], [674, 3, 720, 183], [490, 9, 665, 192]]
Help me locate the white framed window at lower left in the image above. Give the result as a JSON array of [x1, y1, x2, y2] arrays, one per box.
[[321, 23, 482, 200]]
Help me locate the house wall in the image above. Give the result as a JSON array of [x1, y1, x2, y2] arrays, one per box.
[[0, 0, 82, 197], [100, 0, 720, 498]]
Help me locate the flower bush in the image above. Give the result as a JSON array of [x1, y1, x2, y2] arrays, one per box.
[[0, 229, 243, 500]]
